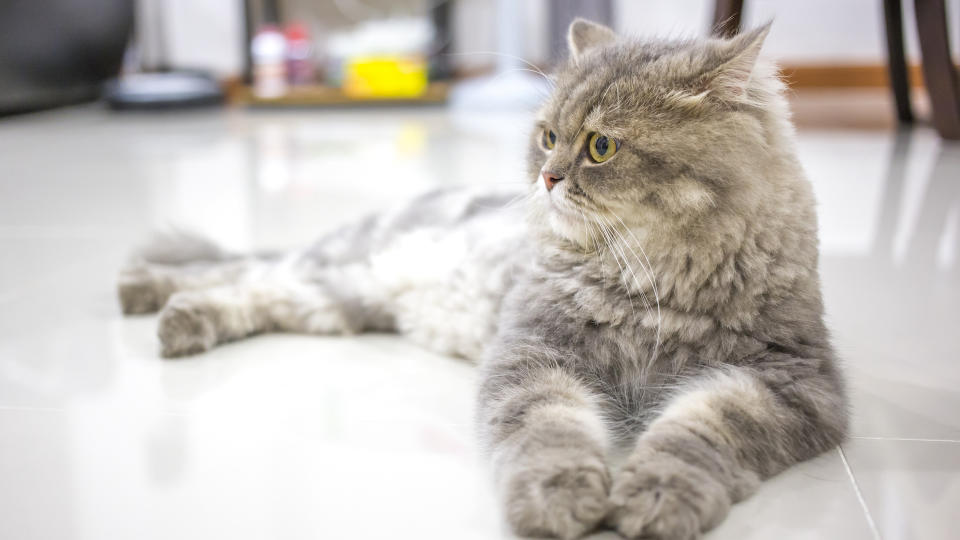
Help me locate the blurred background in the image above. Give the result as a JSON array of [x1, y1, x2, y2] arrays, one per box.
[[1, 0, 958, 126], [1, 2, 959, 540]]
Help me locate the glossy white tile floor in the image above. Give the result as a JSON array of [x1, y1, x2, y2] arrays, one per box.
[[1, 105, 958, 540]]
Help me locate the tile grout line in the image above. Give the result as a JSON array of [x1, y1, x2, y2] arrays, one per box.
[[0, 225, 131, 239], [0, 405, 193, 417], [851, 436, 960, 443], [0, 405, 67, 413], [838, 445, 882, 540]]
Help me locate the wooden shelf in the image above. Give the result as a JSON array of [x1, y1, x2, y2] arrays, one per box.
[[228, 81, 449, 107]]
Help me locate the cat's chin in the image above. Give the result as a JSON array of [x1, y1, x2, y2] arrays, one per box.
[[528, 187, 595, 250], [546, 209, 594, 251]]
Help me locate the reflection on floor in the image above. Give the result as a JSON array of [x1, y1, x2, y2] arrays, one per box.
[[0, 106, 957, 540]]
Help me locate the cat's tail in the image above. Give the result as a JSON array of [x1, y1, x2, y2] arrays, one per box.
[[130, 230, 284, 266], [128, 229, 247, 266], [118, 231, 284, 315]]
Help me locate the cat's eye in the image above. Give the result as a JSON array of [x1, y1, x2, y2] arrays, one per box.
[[542, 128, 557, 150], [588, 133, 619, 163]]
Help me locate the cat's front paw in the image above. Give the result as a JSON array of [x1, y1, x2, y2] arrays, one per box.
[[157, 300, 216, 357], [608, 451, 730, 540], [501, 451, 610, 539]]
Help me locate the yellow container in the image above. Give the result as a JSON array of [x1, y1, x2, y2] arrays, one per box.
[[343, 55, 428, 99]]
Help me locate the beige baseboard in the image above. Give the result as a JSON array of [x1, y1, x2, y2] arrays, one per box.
[[780, 63, 934, 89]]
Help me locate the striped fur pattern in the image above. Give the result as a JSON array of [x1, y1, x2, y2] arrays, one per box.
[[118, 19, 847, 540]]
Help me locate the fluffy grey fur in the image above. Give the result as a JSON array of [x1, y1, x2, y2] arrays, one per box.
[[118, 20, 848, 539]]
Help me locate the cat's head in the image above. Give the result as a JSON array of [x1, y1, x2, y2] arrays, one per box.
[[528, 19, 789, 249]]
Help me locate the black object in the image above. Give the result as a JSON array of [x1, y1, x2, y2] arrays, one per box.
[[712, 0, 745, 38], [884, 0, 913, 123], [0, 0, 133, 116], [915, 0, 960, 139], [430, 0, 455, 81]]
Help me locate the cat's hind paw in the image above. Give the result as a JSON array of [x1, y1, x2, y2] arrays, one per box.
[[118, 265, 164, 315]]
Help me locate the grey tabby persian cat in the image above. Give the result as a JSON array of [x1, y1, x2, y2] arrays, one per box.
[[118, 19, 848, 540]]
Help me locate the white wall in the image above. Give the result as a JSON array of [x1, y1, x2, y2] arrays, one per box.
[[136, 0, 244, 76], [450, 0, 960, 68], [149, 0, 959, 77], [614, 0, 960, 64], [163, 0, 244, 74]]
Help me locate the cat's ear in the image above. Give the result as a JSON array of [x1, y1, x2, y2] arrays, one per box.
[[568, 18, 617, 61], [705, 22, 772, 100]]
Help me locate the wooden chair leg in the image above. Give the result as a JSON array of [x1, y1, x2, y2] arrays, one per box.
[[915, 0, 960, 139], [884, 0, 914, 123], [712, 0, 744, 38]]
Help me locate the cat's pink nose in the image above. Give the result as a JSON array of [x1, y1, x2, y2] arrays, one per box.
[[542, 170, 564, 191]]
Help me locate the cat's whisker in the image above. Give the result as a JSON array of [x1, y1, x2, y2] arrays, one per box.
[[485, 68, 557, 92], [594, 213, 660, 377], [575, 206, 609, 311], [597, 224, 657, 392], [576, 207, 592, 256], [455, 180, 531, 187], [596, 221, 651, 374], [448, 191, 533, 219], [594, 218, 636, 321], [599, 217, 660, 373], [599, 81, 625, 116], [604, 221, 655, 317], [596, 213, 654, 318], [444, 51, 555, 89], [606, 213, 660, 302], [608, 211, 663, 368], [501, 189, 536, 210]]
